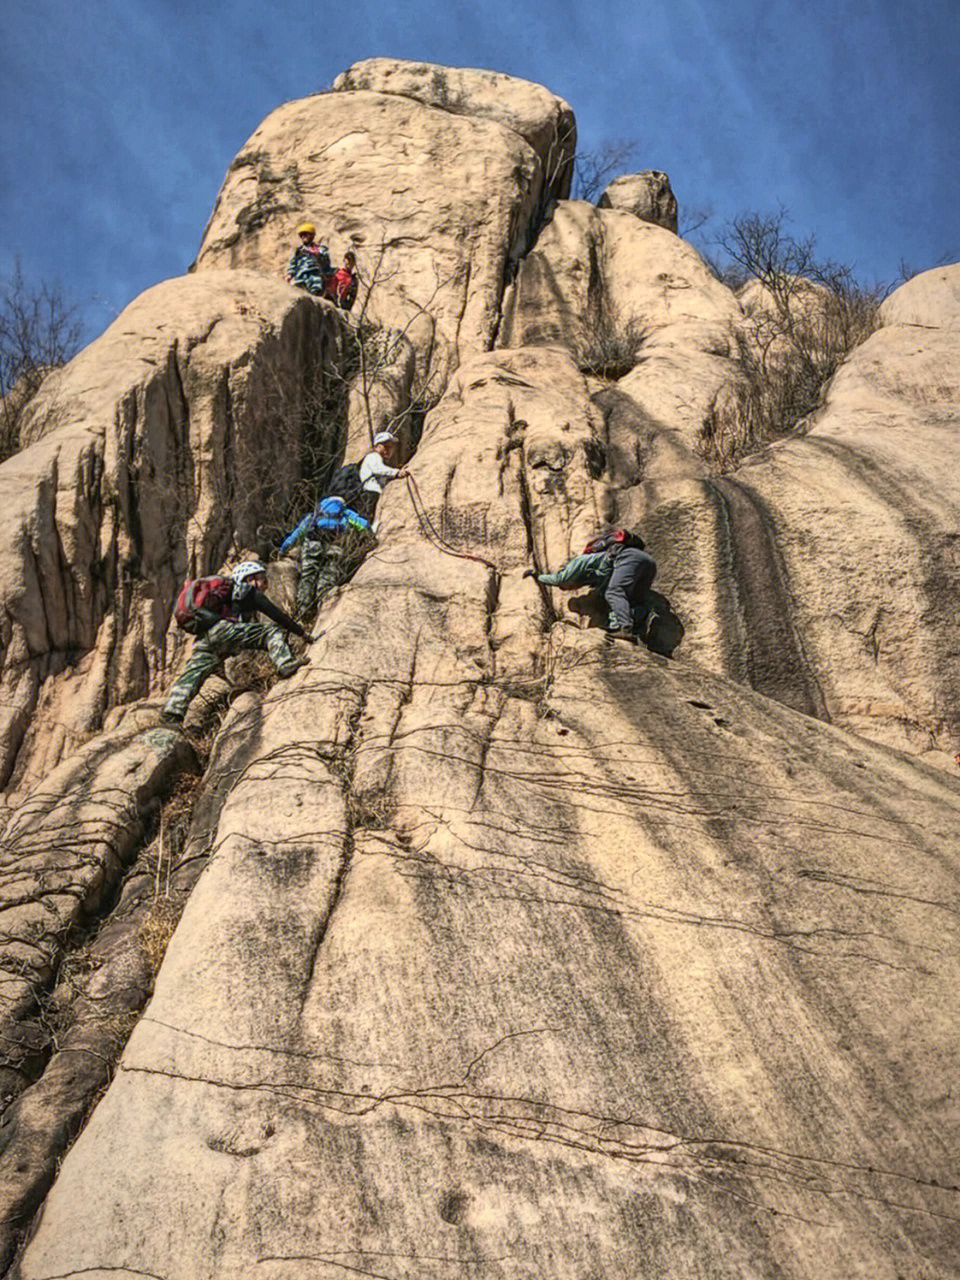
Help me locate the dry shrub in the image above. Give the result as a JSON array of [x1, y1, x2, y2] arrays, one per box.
[[346, 785, 395, 832], [698, 210, 885, 470], [136, 897, 181, 977], [0, 260, 82, 461], [577, 317, 647, 381], [224, 649, 279, 696]]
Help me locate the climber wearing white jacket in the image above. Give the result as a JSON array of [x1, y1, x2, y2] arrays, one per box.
[[358, 431, 409, 518]]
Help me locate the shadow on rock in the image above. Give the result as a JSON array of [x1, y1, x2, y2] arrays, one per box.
[[567, 589, 684, 656]]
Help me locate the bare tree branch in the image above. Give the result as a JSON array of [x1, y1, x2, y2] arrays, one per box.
[[0, 258, 83, 460]]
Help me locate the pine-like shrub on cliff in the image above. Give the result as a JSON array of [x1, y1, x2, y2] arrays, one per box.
[[699, 210, 885, 470], [0, 261, 82, 461]]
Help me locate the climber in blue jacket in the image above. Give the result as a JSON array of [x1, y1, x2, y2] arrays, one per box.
[[280, 495, 374, 616]]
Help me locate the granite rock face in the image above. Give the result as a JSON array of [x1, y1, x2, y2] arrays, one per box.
[[0, 272, 345, 796], [3, 61, 960, 1280], [13, 337, 960, 1280], [332, 56, 577, 174]]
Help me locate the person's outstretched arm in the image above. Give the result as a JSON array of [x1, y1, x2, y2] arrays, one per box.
[[249, 589, 307, 638]]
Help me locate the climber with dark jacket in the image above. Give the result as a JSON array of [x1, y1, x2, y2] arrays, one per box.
[[162, 560, 309, 722], [280, 495, 374, 616], [285, 221, 332, 296], [524, 531, 657, 642]]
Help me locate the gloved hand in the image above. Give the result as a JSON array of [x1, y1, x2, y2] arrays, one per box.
[[522, 568, 537, 579]]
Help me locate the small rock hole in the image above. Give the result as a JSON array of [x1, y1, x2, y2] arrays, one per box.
[[439, 1190, 468, 1224]]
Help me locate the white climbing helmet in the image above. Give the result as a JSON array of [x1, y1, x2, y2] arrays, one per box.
[[231, 559, 266, 598], [373, 432, 398, 446]]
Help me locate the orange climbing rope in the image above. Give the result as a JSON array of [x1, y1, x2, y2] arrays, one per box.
[[405, 473, 499, 572]]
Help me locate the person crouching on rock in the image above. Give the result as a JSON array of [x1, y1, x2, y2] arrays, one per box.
[[285, 221, 332, 296], [357, 432, 410, 520], [524, 534, 657, 643], [279, 495, 374, 618], [162, 560, 310, 723], [324, 251, 359, 311]]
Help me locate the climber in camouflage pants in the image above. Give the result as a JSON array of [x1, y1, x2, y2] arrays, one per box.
[[163, 561, 308, 722], [279, 495, 374, 617]]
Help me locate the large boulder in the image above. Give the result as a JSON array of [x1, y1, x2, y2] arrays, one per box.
[[705, 262, 960, 757], [194, 69, 575, 396], [598, 169, 678, 232], [0, 272, 345, 795], [879, 264, 960, 329], [14, 345, 960, 1280]]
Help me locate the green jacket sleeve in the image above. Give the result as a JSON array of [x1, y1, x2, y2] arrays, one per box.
[[537, 552, 609, 587]]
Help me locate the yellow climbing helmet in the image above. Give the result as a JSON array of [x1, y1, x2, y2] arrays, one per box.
[[296, 221, 316, 236]]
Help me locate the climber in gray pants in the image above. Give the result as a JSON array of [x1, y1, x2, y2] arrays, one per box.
[[527, 538, 657, 642], [605, 546, 657, 638]]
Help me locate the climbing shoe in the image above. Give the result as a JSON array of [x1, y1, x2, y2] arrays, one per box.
[[277, 656, 310, 678]]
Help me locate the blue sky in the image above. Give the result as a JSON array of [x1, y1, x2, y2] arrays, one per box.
[[1, 0, 956, 346]]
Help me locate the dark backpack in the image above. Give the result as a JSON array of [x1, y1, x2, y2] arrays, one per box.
[[583, 527, 645, 556], [174, 576, 234, 634], [325, 462, 364, 509]]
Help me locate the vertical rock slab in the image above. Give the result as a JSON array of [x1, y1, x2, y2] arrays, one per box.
[[15, 348, 960, 1279], [0, 272, 345, 794], [498, 201, 744, 448], [194, 65, 575, 388], [0, 724, 195, 1108], [700, 263, 960, 757]]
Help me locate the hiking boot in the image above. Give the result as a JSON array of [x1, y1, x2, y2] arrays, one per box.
[[605, 627, 637, 644], [276, 656, 310, 678]]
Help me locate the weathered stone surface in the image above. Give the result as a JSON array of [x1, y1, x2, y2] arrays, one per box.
[[879, 264, 960, 330], [499, 200, 744, 457], [5, 60, 960, 1280], [0, 722, 195, 1110], [333, 57, 576, 182], [15, 345, 960, 1280], [598, 169, 678, 232], [194, 81, 571, 387], [652, 264, 960, 759], [0, 272, 344, 795], [498, 204, 960, 758]]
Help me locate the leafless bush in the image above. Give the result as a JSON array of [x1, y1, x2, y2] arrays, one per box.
[[697, 209, 886, 469], [571, 139, 641, 203], [678, 203, 714, 240], [0, 259, 82, 461], [577, 317, 647, 381]]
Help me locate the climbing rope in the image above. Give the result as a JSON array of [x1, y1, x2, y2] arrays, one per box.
[[405, 473, 499, 572]]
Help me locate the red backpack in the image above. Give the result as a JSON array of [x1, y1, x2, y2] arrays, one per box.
[[174, 576, 234, 634], [583, 527, 645, 556]]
